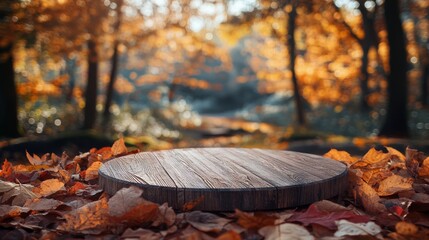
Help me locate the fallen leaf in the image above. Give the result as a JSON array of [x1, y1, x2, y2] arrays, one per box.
[[235, 209, 277, 230], [185, 211, 230, 232], [0, 180, 38, 206], [259, 223, 314, 240], [395, 221, 418, 236], [348, 169, 386, 214], [26, 151, 45, 166], [287, 204, 370, 230], [84, 161, 103, 181], [377, 175, 413, 196], [387, 147, 406, 161], [96, 147, 113, 161], [0, 205, 30, 221], [418, 157, 429, 178], [362, 148, 391, 165], [152, 203, 176, 227], [121, 228, 162, 240], [33, 179, 65, 197], [182, 195, 205, 212], [324, 149, 356, 165], [108, 186, 159, 225], [24, 198, 64, 211], [0, 159, 15, 182], [68, 182, 87, 195], [406, 148, 426, 178], [111, 137, 128, 156], [334, 219, 381, 237], [216, 230, 242, 240], [312, 200, 350, 213], [58, 197, 110, 234]]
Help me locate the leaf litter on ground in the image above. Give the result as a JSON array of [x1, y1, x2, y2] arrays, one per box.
[[0, 138, 428, 239]]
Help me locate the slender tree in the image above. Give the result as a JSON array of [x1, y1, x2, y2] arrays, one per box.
[[0, 43, 20, 137], [379, 0, 409, 137], [103, 0, 123, 121], [285, 0, 306, 125]]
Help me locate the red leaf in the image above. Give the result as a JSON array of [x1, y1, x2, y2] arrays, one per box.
[[287, 204, 370, 230], [235, 209, 277, 230], [68, 182, 87, 195], [0, 159, 15, 182]]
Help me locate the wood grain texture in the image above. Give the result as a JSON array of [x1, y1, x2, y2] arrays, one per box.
[[99, 148, 347, 211]]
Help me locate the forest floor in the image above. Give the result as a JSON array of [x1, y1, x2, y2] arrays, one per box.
[[0, 137, 429, 239]]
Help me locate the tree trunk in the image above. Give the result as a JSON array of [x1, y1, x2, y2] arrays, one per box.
[[288, 0, 306, 126], [379, 0, 409, 137], [83, 39, 98, 130], [422, 62, 429, 106], [360, 43, 370, 110], [66, 56, 76, 102], [0, 43, 20, 138], [103, 40, 119, 119], [103, 0, 122, 120]]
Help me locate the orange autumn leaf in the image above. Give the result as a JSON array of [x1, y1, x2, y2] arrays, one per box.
[[68, 182, 87, 195], [96, 147, 113, 161], [58, 197, 110, 234], [26, 151, 45, 166], [0, 159, 14, 181], [182, 195, 205, 212], [84, 161, 103, 181], [324, 149, 356, 165], [377, 175, 413, 196], [418, 157, 429, 178], [235, 209, 277, 230], [108, 186, 159, 225], [216, 230, 241, 240], [361, 148, 391, 165], [33, 179, 65, 197], [111, 138, 128, 156]]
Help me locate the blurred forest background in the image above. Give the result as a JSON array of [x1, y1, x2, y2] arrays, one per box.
[[0, 0, 428, 157]]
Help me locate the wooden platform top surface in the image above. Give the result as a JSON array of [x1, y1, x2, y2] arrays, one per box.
[[99, 148, 347, 211]]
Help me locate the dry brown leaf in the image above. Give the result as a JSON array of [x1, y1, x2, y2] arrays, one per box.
[[96, 147, 113, 161], [152, 203, 176, 227], [111, 138, 128, 156], [259, 223, 314, 240], [0, 159, 15, 182], [324, 149, 356, 165], [387, 147, 406, 161], [58, 197, 110, 234], [418, 157, 429, 178], [348, 169, 386, 214], [84, 161, 103, 181], [235, 209, 277, 230], [395, 221, 419, 236], [216, 230, 241, 240], [26, 151, 45, 166], [108, 186, 159, 225], [406, 148, 426, 178], [0, 180, 39, 206], [33, 179, 65, 197], [0, 205, 30, 221], [121, 228, 162, 240], [377, 175, 413, 196], [185, 211, 231, 232], [362, 148, 391, 165], [312, 200, 350, 212], [23, 198, 64, 211], [182, 195, 205, 212]]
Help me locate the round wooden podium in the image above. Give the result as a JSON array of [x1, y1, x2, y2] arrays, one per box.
[[99, 148, 347, 211]]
